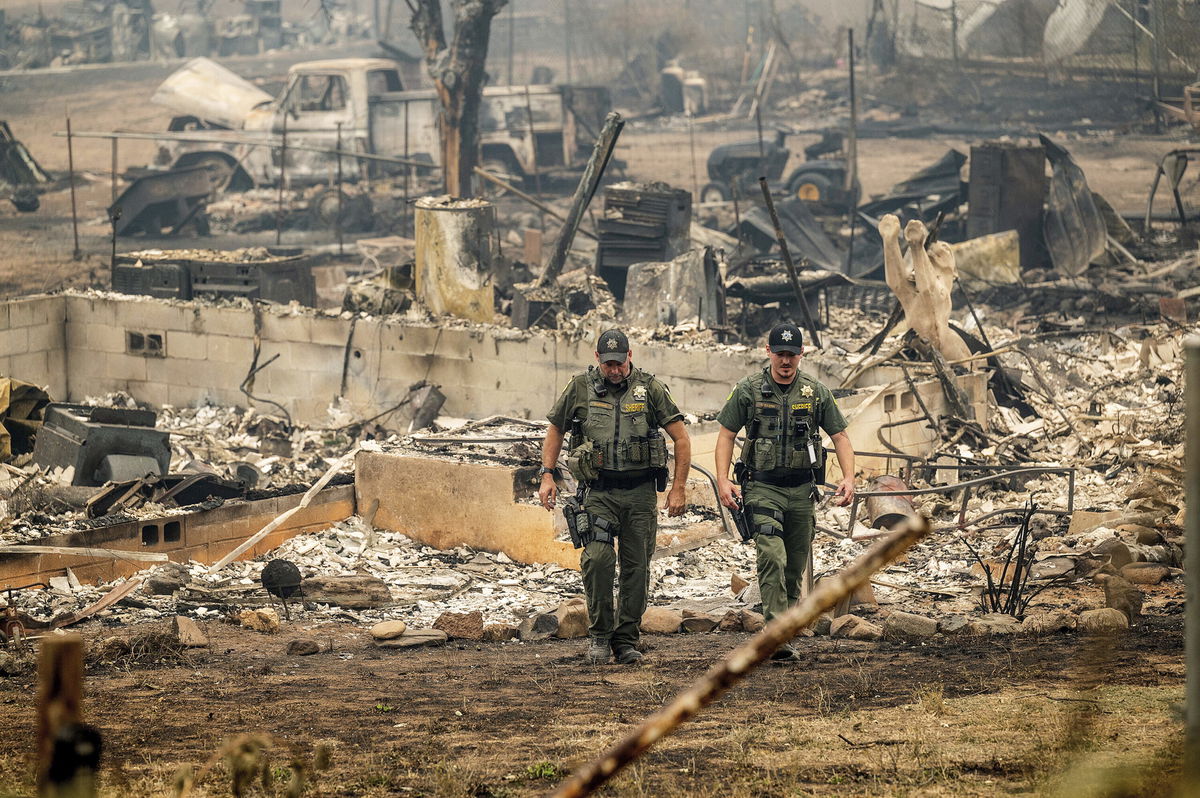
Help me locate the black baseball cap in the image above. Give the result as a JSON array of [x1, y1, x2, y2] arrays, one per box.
[[768, 323, 803, 354], [596, 328, 631, 362]]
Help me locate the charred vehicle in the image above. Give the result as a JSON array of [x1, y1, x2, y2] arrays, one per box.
[[700, 128, 859, 213], [151, 57, 612, 192]]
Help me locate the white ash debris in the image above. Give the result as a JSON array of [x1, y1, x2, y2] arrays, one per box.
[[79, 391, 389, 488]]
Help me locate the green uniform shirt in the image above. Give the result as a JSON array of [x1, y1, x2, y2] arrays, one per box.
[[717, 368, 848, 438], [548, 367, 683, 432]]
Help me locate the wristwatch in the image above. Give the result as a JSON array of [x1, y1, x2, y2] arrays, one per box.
[[539, 466, 557, 477]]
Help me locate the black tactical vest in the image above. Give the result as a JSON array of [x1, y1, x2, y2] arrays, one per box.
[[566, 366, 669, 479], [739, 368, 826, 475]]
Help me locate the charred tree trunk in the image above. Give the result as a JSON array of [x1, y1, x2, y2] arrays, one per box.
[[407, 0, 507, 197]]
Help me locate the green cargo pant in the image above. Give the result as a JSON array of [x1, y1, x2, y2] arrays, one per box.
[[743, 480, 816, 623], [581, 481, 658, 647]]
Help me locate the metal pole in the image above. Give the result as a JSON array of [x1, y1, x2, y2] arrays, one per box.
[[950, 1, 959, 69], [507, 1, 515, 85], [275, 111, 288, 246], [66, 116, 81, 261], [110, 137, 118, 204], [1185, 338, 1200, 780], [687, 112, 699, 202], [758, 176, 822, 349], [564, 0, 573, 84], [403, 101, 410, 238], [335, 122, 344, 256]]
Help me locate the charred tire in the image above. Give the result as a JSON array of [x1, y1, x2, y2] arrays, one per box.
[[700, 182, 730, 204], [788, 171, 835, 205], [308, 188, 373, 232]]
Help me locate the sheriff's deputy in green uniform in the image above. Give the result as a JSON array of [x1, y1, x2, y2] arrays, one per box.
[[539, 329, 691, 665], [715, 322, 856, 661]]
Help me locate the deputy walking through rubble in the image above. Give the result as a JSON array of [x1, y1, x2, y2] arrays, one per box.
[[538, 328, 692, 665], [714, 322, 856, 661]]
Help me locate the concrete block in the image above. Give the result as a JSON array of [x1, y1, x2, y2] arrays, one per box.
[[127, 380, 170, 409], [10, 350, 50, 384], [65, 294, 116, 327], [166, 330, 208, 361], [281, 342, 341, 373], [264, 366, 311, 397], [310, 315, 353, 346], [195, 305, 252, 338], [390, 324, 442, 356], [357, 449, 577, 569], [207, 334, 255, 365], [167, 384, 214, 409], [8, 296, 51, 328], [106, 353, 149, 383], [114, 299, 189, 332], [0, 327, 29, 356], [307, 371, 344, 405], [0, 357, 11, 379], [26, 322, 62, 354], [262, 313, 312, 344], [0, 303, 10, 330], [45, 348, 67, 400]]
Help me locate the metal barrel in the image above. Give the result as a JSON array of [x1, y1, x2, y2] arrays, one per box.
[[865, 474, 917, 530]]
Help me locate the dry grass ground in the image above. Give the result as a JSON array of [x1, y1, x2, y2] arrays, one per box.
[[0, 617, 1185, 797]]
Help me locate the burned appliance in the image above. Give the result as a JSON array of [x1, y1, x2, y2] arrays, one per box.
[[113, 248, 317, 306], [31, 404, 171, 487], [595, 183, 692, 300]]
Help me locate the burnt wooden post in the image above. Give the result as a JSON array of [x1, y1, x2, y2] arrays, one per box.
[[38, 634, 100, 798], [536, 111, 623, 288], [1186, 339, 1200, 780]]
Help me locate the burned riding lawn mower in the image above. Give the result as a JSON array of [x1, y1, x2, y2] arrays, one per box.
[[700, 128, 860, 213]]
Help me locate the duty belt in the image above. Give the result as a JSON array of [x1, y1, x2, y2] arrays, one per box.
[[749, 469, 813, 488], [594, 470, 653, 491]]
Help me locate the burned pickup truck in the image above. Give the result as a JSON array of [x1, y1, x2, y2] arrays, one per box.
[[152, 57, 611, 192]]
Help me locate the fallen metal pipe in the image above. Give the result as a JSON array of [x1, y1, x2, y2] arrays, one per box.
[[548, 515, 932, 798]]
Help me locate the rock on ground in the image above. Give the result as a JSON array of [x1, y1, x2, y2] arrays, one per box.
[[518, 612, 559, 641], [830, 615, 883, 641], [1119, 563, 1172, 585], [718, 609, 742, 632], [965, 614, 1021, 636], [370, 620, 408, 641], [238, 608, 280, 634], [434, 610, 486, 641], [287, 638, 321, 656], [1079, 607, 1129, 633], [640, 607, 683, 634], [171, 615, 209, 647], [882, 611, 939, 640], [301, 575, 393, 609], [376, 628, 449, 649], [482, 623, 518, 642], [552, 598, 590, 639], [939, 616, 969, 634], [1021, 611, 1077, 634], [681, 610, 720, 633], [740, 610, 764, 632]]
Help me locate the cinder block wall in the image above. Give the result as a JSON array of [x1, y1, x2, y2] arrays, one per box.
[[0, 295, 68, 399], [54, 294, 768, 424]]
